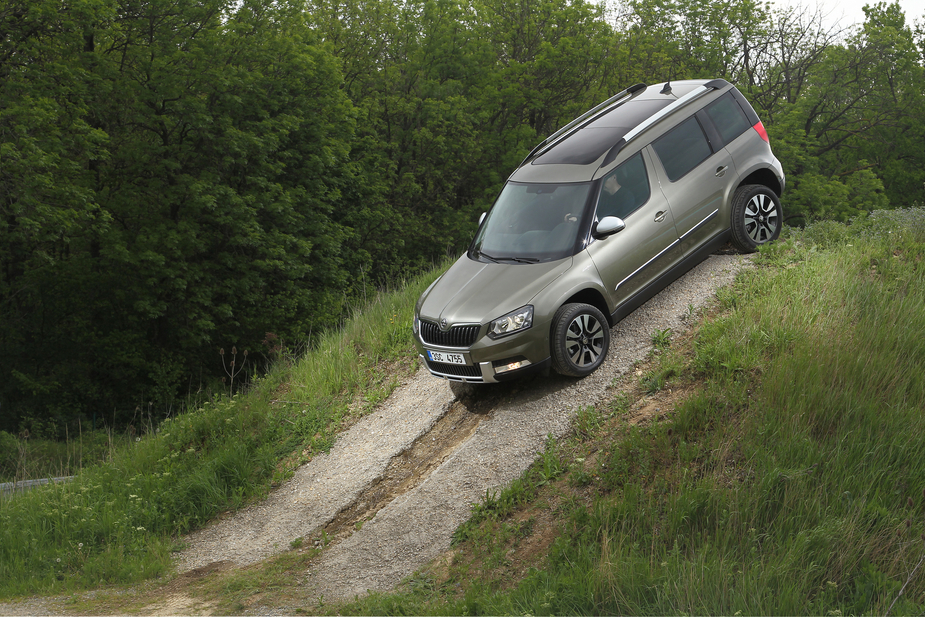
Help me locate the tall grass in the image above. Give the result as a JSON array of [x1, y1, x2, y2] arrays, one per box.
[[0, 261, 450, 599], [0, 428, 117, 485], [337, 210, 925, 616]]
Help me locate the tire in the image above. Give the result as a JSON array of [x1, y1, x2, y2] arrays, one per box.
[[730, 184, 782, 253], [551, 303, 610, 377]]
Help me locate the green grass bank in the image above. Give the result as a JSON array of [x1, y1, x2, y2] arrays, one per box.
[[335, 209, 925, 616], [3, 209, 925, 616], [0, 264, 446, 598]]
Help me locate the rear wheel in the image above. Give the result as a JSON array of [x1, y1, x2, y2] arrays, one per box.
[[730, 184, 782, 252], [551, 303, 610, 377]]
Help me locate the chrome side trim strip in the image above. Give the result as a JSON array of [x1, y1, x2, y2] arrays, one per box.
[[616, 238, 680, 290], [679, 208, 719, 240]]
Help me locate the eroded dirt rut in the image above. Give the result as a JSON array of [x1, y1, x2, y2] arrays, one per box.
[[172, 254, 749, 610]]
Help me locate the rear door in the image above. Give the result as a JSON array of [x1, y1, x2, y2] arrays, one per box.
[[650, 112, 734, 255]]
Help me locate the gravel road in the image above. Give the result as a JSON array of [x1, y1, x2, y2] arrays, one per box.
[[0, 252, 749, 616], [179, 253, 750, 607]]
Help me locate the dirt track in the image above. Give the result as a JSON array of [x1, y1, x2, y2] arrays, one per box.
[[0, 253, 749, 616], [176, 253, 750, 611]]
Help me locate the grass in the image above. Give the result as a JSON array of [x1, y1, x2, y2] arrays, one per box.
[[4, 208, 925, 615], [0, 428, 117, 485], [328, 208, 925, 616], [0, 260, 450, 599]]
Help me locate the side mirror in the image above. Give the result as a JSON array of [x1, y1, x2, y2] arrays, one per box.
[[478, 212, 487, 226], [592, 216, 625, 239]]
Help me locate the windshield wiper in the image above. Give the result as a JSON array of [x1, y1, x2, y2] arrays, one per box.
[[476, 251, 539, 264], [474, 249, 501, 263], [497, 255, 540, 263]]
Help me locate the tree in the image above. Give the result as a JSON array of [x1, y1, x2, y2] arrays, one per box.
[[0, 0, 363, 431]]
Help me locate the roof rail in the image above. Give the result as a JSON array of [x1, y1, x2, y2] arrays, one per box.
[[519, 83, 647, 167], [601, 79, 728, 166]]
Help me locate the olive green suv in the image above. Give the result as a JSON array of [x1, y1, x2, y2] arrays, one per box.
[[413, 79, 785, 383]]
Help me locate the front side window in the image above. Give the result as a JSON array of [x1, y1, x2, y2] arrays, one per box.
[[652, 116, 712, 182], [596, 152, 650, 221], [471, 182, 593, 262]]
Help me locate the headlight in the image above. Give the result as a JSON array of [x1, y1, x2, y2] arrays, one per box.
[[412, 313, 420, 336], [488, 305, 533, 339]]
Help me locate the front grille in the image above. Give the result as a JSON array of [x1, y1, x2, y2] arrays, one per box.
[[425, 359, 483, 379], [420, 321, 480, 347]]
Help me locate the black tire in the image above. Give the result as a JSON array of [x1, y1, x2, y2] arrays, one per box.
[[551, 303, 610, 377], [730, 184, 782, 253]]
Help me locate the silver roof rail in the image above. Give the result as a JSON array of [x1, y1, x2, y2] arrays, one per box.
[[602, 79, 728, 166], [520, 83, 647, 167], [621, 84, 710, 143]]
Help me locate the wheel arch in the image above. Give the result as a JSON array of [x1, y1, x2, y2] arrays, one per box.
[[738, 167, 782, 198], [560, 288, 613, 327]]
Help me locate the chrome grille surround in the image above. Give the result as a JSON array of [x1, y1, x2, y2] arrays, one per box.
[[419, 321, 480, 348]]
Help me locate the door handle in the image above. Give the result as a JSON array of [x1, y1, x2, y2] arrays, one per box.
[[654, 211, 667, 223], [715, 166, 728, 177]]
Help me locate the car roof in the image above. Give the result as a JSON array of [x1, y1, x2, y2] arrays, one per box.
[[509, 79, 732, 184]]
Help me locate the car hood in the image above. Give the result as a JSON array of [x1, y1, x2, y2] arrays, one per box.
[[419, 255, 573, 326]]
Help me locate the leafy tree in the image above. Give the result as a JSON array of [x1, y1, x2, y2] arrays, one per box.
[[0, 0, 362, 432], [764, 2, 920, 221]]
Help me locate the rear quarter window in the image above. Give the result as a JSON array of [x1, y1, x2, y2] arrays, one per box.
[[705, 93, 751, 146]]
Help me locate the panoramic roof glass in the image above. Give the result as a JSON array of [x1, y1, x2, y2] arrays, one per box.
[[533, 98, 673, 166]]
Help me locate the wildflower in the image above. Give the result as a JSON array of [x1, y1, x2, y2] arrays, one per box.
[[78, 543, 83, 548], [56, 558, 61, 563]]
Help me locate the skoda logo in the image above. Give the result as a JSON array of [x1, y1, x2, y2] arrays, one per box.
[[440, 318, 449, 330]]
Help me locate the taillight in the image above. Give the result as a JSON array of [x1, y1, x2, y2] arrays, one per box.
[[753, 121, 770, 143]]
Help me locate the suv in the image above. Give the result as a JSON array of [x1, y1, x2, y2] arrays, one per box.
[[413, 79, 785, 384]]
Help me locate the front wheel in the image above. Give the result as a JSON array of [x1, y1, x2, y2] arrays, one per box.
[[730, 184, 782, 252], [551, 303, 610, 377]]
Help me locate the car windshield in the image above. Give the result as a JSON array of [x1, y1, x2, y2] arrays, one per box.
[[471, 181, 593, 262]]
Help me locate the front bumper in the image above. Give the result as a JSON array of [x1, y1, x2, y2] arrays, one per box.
[[413, 321, 551, 383], [419, 353, 551, 383]]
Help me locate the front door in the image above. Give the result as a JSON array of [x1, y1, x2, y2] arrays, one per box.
[[587, 150, 681, 311]]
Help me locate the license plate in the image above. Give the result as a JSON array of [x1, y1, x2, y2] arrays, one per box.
[[427, 350, 466, 365]]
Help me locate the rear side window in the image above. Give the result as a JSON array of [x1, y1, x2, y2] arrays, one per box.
[[596, 152, 650, 220], [704, 93, 751, 147], [652, 116, 712, 182]]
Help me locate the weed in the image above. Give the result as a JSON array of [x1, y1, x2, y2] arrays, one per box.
[[651, 327, 672, 349], [574, 405, 602, 438], [220, 347, 248, 396]]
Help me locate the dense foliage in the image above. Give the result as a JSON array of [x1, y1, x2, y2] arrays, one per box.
[[1, 0, 923, 432]]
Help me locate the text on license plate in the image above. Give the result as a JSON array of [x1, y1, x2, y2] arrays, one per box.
[[428, 350, 466, 365]]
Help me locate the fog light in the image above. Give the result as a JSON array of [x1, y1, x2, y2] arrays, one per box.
[[494, 358, 531, 375]]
